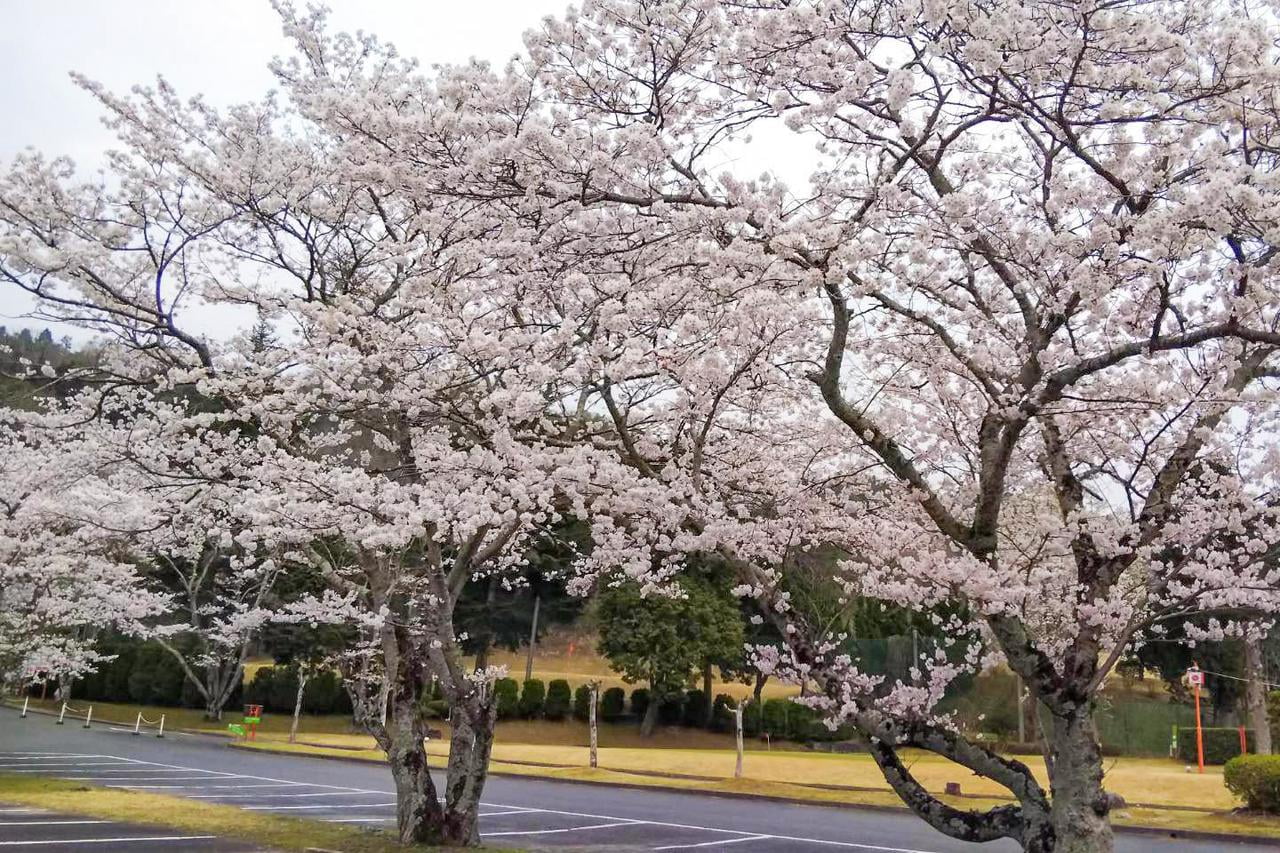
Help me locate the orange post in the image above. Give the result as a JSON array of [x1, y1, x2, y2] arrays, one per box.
[[1193, 681, 1205, 773]]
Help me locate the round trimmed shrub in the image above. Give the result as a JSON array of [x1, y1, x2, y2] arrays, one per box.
[[711, 693, 734, 733], [494, 677, 520, 719], [762, 697, 791, 738], [630, 688, 650, 719], [545, 679, 572, 721], [601, 687, 626, 722], [683, 689, 709, 728], [1225, 754, 1280, 813], [519, 678, 546, 718], [573, 684, 592, 722]]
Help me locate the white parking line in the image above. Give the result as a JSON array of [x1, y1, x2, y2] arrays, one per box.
[[63, 773, 222, 778], [654, 837, 772, 850], [0, 835, 217, 846], [0, 820, 110, 827], [485, 820, 640, 837], [0, 764, 130, 770], [61, 769, 230, 776], [0, 809, 47, 815], [94, 755, 386, 795], [244, 802, 397, 811], [105, 783, 298, 790], [323, 817, 394, 823], [479, 808, 536, 817], [10, 751, 941, 853], [191, 791, 386, 800]]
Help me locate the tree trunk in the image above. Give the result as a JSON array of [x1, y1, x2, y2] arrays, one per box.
[[752, 671, 767, 706], [385, 719, 444, 845], [1045, 708, 1114, 853], [1244, 633, 1272, 755], [443, 691, 497, 846], [289, 672, 308, 745], [640, 693, 660, 737]]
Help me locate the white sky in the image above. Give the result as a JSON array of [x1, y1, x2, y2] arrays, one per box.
[[0, 1, 568, 339], [0, 1, 807, 343]]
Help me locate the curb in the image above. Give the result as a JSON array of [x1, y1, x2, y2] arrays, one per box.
[[225, 742, 1280, 847]]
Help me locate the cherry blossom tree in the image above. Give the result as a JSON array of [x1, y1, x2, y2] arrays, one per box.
[[0, 412, 168, 688], [7, 3, 1280, 852], [491, 2, 1280, 850]]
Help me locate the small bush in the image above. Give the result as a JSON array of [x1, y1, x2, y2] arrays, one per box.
[[630, 688, 650, 719], [657, 692, 684, 725], [683, 689, 709, 728], [494, 678, 520, 719], [1225, 754, 1280, 813], [519, 678, 546, 718], [711, 693, 734, 733], [545, 679, 572, 721], [601, 687, 626, 722], [762, 698, 792, 738], [573, 684, 592, 722], [1175, 727, 1253, 765]]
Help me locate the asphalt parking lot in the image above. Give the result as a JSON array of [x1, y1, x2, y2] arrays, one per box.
[[0, 795, 262, 851], [0, 750, 798, 849], [1, 710, 1268, 853]]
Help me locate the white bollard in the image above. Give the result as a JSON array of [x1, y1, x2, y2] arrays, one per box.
[[56, 702, 67, 725], [20, 695, 29, 718], [156, 714, 165, 738], [82, 705, 93, 729], [133, 712, 142, 735]]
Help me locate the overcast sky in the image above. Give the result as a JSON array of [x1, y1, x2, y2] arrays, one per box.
[[0, 1, 567, 162], [0, 1, 804, 342], [0, 1, 570, 337]]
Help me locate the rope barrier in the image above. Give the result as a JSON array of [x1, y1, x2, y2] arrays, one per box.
[[132, 711, 165, 737], [54, 703, 92, 727]]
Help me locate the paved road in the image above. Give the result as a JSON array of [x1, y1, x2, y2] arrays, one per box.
[[0, 707, 1264, 852]]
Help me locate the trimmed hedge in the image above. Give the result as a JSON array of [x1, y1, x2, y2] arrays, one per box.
[[572, 684, 592, 722], [1225, 754, 1280, 812], [494, 678, 520, 719], [630, 688, 650, 719], [711, 693, 734, 733], [683, 689, 709, 727], [545, 679, 572, 721], [657, 693, 684, 725], [242, 665, 351, 716], [601, 687, 626, 722], [1175, 727, 1253, 765], [519, 679, 546, 718]]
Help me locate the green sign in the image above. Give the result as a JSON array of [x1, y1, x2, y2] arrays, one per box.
[[227, 723, 246, 737], [243, 716, 261, 724]]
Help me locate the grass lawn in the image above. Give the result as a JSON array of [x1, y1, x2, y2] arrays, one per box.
[[0, 772, 457, 852]]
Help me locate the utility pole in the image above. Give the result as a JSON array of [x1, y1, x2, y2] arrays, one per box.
[[524, 594, 541, 683]]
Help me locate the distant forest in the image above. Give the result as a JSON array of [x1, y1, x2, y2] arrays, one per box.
[[0, 326, 95, 407]]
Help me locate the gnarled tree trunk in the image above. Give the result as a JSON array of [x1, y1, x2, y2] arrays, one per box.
[[442, 686, 498, 845], [1044, 708, 1113, 852]]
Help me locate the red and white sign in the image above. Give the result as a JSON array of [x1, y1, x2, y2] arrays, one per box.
[[1186, 668, 1204, 687]]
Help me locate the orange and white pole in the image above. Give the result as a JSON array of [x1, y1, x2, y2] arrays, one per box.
[[1189, 664, 1205, 773]]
